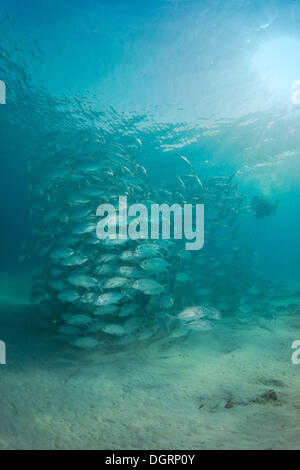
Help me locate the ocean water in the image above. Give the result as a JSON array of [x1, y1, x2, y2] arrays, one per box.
[[0, 0, 300, 450]]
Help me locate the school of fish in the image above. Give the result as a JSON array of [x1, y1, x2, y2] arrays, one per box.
[[26, 128, 279, 351]]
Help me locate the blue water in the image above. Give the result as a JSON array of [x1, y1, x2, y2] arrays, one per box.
[[0, 0, 299, 450]]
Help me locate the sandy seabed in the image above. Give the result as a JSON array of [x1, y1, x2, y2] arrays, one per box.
[[0, 272, 299, 450]]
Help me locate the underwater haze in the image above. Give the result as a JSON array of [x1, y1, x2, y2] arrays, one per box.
[[0, 0, 300, 450]]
